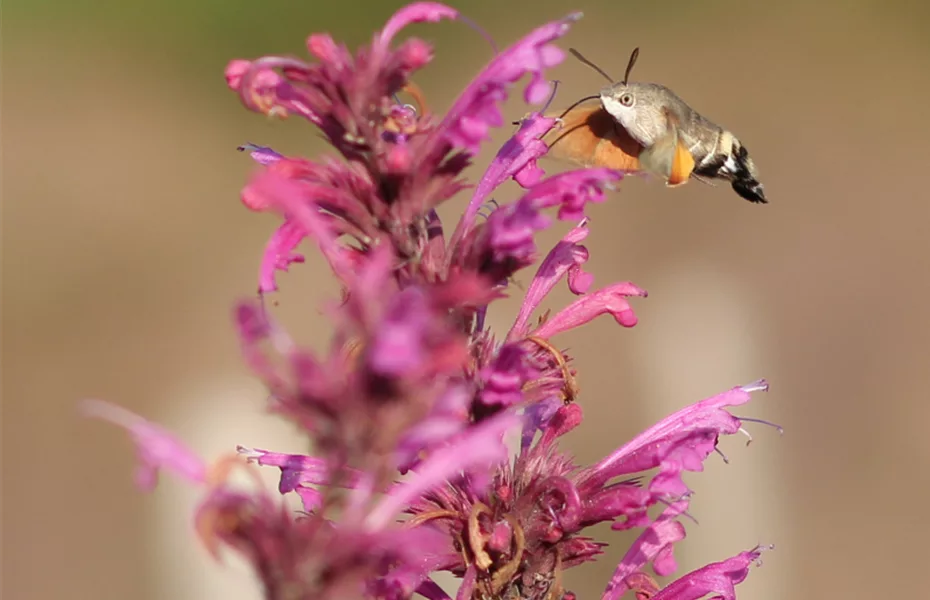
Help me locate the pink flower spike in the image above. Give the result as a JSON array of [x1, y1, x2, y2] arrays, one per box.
[[506, 219, 591, 342], [584, 382, 769, 495], [258, 220, 306, 294], [602, 501, 689, 600], [531, 281, 647, 339], [81, 399, 206, 491], [378, 2, 459, 46], [650, 546, 771, 600], [237, 142, 284, 166], [365, 411, 519, 530]]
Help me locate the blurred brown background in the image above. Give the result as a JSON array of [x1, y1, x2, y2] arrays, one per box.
[[4, 0, 930, 598]]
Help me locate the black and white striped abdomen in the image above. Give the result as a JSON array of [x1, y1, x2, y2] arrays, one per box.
[[692, 131, 767, 203]]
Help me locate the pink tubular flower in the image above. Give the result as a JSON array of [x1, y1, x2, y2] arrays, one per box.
[[85, 4, 778, 600]]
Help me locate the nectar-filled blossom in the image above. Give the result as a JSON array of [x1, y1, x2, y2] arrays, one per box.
[[84, 4, 779, 600]]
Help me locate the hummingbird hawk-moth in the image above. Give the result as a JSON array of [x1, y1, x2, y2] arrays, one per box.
[[542, 47, 767, 204]]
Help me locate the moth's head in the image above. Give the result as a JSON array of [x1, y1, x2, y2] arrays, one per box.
[[599, 82, 667, 133]]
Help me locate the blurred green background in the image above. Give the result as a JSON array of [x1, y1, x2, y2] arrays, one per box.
[[4, 0, 930, 599]]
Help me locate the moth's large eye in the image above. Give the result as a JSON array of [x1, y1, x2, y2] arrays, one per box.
[[619, 93, 634, 107]]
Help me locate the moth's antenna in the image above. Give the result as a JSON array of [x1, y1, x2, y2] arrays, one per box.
[[568, 48, 614, 83], [622, 47, 640, 85]]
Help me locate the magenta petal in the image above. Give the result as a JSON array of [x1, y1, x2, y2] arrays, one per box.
[[514, 160, 545, 187], [532, 281, 647, 338], [650, 547, 768, 600], [378, 2, 459, 46], [258, 220, 306, 294], [525, 72, 555, 104], [653, 539, 680, 577], [506, 219, 591, 341], [602, 501, 689, 600], [567, 259, 594, 294], [82, 399, 205, 491]]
